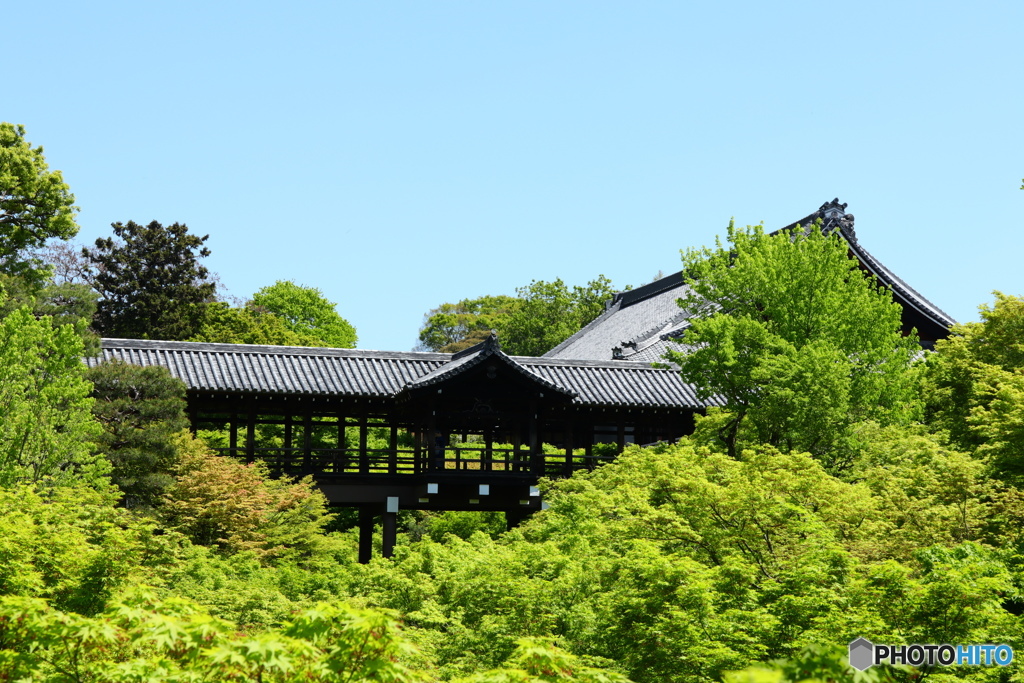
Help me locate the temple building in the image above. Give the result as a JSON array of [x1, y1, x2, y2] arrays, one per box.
[[546, 199, 955, 363], [89, 199, 954, 561]]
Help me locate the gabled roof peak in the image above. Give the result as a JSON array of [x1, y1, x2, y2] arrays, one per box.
[[451, 331, 500, 360]]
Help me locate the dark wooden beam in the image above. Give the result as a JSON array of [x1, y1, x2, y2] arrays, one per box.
[[358, 507, 374, 564]]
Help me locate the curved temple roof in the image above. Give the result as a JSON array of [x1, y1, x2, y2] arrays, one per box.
[[91, 337, 719, 409], [546, 199, 956, 362]]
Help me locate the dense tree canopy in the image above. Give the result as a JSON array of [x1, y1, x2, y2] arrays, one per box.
[[0, 123, 79, 287], [667, 222, 920, 468], [0, 307, 105, 488], [251, 280, 357, 348], [84, 220, 216, 340], [501, 276, 616, 356], [417, 276, 616, 356], [191, 300, 323, 347], [922, 291, 1024, 484], [417, 295, 518, 353]]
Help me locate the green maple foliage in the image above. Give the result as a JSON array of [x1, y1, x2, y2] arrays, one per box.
[[0, 590, 424, 682], [923, 291, 1024, 484], [667, 221, 920, 468], [0, 307, 105, 488]]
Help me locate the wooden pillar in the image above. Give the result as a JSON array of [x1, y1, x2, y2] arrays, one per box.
[[426, 411, 437, 472], [338, 410, 346, 473], [617, 420, 626, 454], [359, 412, 369, 474], [585, 419, 594, 469], [389, 424, 398, 474], [303, 408, 313, 471], [563, 418, 574, 475], [245, 410, 256, 463], [506, 509, 531, 530], [284, 413, 293, 465], [484, 428, 493, 472], [528, 400, 541, 475], [413, 426, 422, 474], [382, 508, 397, 559], [358, 507, 374, 564], [229, 413, 238, 458]]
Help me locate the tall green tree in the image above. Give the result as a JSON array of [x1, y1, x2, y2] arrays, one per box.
[[0, 307, 105, 488], [501, 276, 615, 356], [84, 220, 216, 340], [667, 222, 920, 468], [86, 360, 189, 508], [250, 280, 357, 348], [416, 278, 615, 356], [0, 123, 79, 287], [191, 300, 323, 347], [417, 295, 519, 352]]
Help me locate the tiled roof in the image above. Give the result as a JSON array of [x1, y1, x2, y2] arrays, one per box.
[[90, 340, 448, 398], [403, 333, 576, 398], [544, 273, 694, 361], [520, 357, 719, 407], [544, 199, 955, 362], [92, 338, 714, 409]]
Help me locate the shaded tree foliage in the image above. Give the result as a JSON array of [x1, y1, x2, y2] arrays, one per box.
[[667, 222, 919, 468], [85, 360, 189, 508], [84, 220, 216, 340], [250, 280, 357, 348], [0, 123, 79, 287]]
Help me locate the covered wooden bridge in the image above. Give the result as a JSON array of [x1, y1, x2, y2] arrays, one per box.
[[91, 334, 713, 561]]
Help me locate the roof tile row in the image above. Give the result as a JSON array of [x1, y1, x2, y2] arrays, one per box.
[[92, 338, 714, 409]]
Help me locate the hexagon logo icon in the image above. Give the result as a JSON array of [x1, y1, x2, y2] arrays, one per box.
[[848, 638, 874, 671]]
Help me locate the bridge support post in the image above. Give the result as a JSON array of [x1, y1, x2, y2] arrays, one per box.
[[382, 510, 397, 558], [358, 507, 374, 564], [505, 509, 531, 531]]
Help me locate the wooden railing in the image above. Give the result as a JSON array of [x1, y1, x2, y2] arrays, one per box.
[[213, 446, 616, 477]]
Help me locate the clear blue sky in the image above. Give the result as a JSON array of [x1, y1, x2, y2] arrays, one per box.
[[7, 1, 1022, 351]]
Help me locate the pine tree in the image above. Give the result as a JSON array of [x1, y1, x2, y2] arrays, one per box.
[[84, 220, 216, 340]]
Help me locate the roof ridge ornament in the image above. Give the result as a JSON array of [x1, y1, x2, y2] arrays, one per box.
[[818, 197, 856, 242], [451, 331, 501, 360]]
